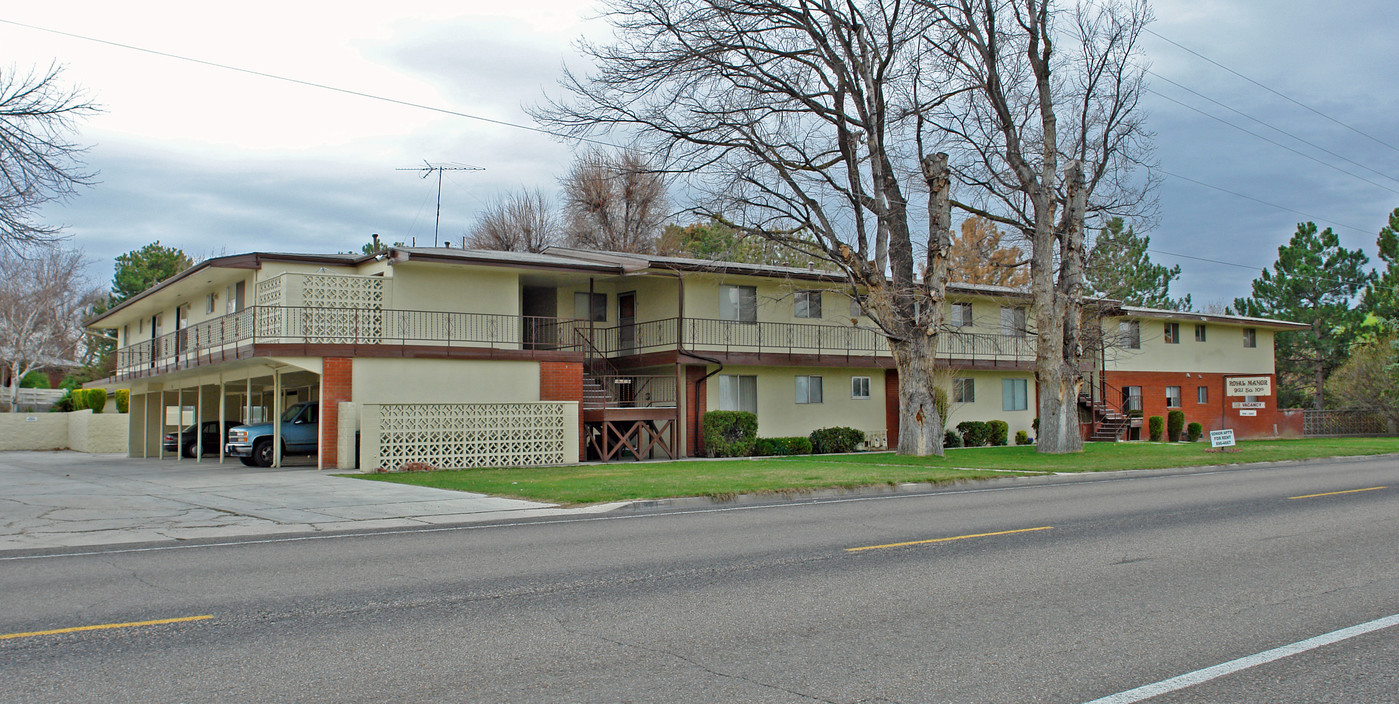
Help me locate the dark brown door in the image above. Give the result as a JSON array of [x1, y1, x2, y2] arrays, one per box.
[[619, 292, 636, 354]]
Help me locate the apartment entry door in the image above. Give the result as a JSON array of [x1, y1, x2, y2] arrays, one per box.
[[521, 286, 558, 349], [619, 292, 636, 354]]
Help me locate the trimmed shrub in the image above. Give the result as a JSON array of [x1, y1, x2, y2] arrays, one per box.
[[752, 436, 814, 456], [987, 420, 1009, 447], [115, 389, 130, 414], [809, 426, 866, 454], [1148, 415, 1164, 442], [70, 388, 89, 411], [86, 389, 107, 414], [702, 411, 758, 457], [1187, 422, 1203, 442], [956, 420, 992, 447], [1015, 430, 1031, 445], [50, 390, 75, 413], [1167, 410, 1185, 442], [944, 430, 964, 448], [1032, 417, 1040, 434]]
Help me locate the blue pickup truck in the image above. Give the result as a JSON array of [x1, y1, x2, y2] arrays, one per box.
[[225, 402, 319, 467]]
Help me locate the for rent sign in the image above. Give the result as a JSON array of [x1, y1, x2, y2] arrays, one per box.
[[1226, 376, 1271, 397]]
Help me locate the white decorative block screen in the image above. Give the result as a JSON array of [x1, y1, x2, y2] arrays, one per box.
[[375, 403, 567, 470]]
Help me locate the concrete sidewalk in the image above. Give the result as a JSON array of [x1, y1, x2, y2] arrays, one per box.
[[0, 451, 613, 551]]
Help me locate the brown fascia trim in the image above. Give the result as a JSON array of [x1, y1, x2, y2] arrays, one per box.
[[84, 251, 373, 327], [1119, 306, 1309, 330], [394, 249, 622, 275]]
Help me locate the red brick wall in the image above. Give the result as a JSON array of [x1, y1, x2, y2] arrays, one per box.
[[885, 369, 899, 449], [539, 361, 585, 459], [320, 357, 353, 467], [685, 366, 708, 457], [1104, 371, 1285, 439]]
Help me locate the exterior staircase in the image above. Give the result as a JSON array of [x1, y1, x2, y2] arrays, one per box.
[[1079, 393, 1131, 442], [582, 374, 611, 410]]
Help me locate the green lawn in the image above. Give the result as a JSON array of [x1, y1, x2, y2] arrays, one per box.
[[344, 437, 1399, 505]]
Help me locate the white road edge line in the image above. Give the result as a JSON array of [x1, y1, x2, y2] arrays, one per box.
[[1081, 612, 1399, 704]]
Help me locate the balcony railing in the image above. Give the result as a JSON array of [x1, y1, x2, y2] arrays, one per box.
[[584, 375, 679, 411], [114, 306, 590, 379], [579, 317, 1034, 365]]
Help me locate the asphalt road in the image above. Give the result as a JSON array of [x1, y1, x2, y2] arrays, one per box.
[[2, 457, 1396, 703]]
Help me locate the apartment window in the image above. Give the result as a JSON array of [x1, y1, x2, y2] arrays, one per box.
[[795, 375, 824, 404], [1243, 328, 1257, 348], [1002, 378, 1028, 411], [574, 292, 607, 322], [1000, 306, 1027, 337], [720, 285, 757, 323], [206, 292, 217, 314], [1195, 324, 1207, 342], [718, 375, 757, 413], [954, 377, 975, 403], [1164, 322, 1180, 344], [950, 302, 973, 328], [851, 376, 870, 400], [793, 290, 822, 319], [226, 281, 245, 314], [1197, 386, 1208, 404], [1120, 321, 1140, 349], [1166, 386, 1182, 408], [1122, 386, 1143, 413]]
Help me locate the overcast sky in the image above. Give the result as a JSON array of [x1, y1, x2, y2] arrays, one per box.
[[4, 0, 1397, 307]]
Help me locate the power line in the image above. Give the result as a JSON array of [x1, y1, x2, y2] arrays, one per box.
[[1144, 28, 1399, 156], [0, 17, 624, 152], [1150, 167, 1372, 236], [1148, 71, 1399, 188]]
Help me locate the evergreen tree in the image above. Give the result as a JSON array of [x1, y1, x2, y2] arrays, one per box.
[[1363, 208, 1399, 322], [1085, 218, 1190, 310], [948, 217, 1028, 288], [111, 242, 192, 302], [1233, 222, 1373, 409], [656, 218, 825, 268]]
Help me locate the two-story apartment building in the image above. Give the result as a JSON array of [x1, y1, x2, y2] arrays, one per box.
[[86, 246, 1304, 471]]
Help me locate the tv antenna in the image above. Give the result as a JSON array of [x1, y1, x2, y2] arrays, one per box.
[[396, 161, 484, 246]]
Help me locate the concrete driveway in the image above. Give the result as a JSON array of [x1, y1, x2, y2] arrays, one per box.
[[0, 451, 604, 551]]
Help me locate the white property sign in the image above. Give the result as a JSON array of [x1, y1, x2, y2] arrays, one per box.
[[1233, 401, 1266, 409], [1210, 429, 1236, 448], [1226, 376, 1271, 397]]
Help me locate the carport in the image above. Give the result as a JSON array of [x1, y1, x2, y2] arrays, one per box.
[[121, 359, 325, 468]]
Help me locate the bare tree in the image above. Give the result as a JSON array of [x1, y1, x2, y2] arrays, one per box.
[[0, 245, 102, 411], [924, 0, 1156, 453], [538, 1, 958, 455], [0, 63, 98, 251], [468, 188, 563, 253], [560, 147, 668, 254]]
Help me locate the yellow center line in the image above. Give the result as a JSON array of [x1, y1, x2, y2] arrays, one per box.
[[0, 615, 214, 641], [847, 526, 1053, 552], [1289, 486, 1387, 500]]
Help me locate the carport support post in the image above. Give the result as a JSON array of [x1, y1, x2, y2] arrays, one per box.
[[177, 386, 186, 462], [218, 376, 226, 464], [245, 376, 252, 425], [158, 390, 166, 460], [272, 368, 282, 468], [141, 392, 149, 458], [196, 381, 203, 462]]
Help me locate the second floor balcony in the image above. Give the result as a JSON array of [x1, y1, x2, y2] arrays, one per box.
[[112, 306, 1041, 380]]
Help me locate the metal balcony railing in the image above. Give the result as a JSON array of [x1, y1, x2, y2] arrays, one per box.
[[113, 306, 590, 379]]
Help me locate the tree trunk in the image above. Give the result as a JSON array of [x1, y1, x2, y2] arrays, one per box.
[[894, 333, 943, 456], [1033, 162, 1088, 454]]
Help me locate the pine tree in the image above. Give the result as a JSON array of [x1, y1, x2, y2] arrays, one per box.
[[1085, 218, 1190, 310], [947, 217, 1028, 287], [1363, 208, 1399, 322], [1233, 222, 1373, 409]]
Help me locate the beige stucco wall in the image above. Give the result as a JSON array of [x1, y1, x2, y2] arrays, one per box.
[[351, 358, 541, 405], [388, 262, 518, 315], [704, 365, 886, 439], [941, 371, 1038, 438], [0, 410, 129, 452], [1105, 317, 1277, 374]]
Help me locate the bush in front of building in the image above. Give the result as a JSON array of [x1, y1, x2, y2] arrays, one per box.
[[1187, 422, 1203, 442], [944, 430, 964, 448], [1148, 415, 1164, 442], [115, 389, 130, 414], [19, 371, 50, 388], [956, 420, 992, 447], [1167, 410, 1185, 442], [987, 420, 1009, 446], [702, 411, 758, 457], [85, 389, 107, 413], [1015, 430, 1031, 445], [752, 437, 814, 456], [809, 426, 867, 454]]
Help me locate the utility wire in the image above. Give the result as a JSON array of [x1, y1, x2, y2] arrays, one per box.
[[1144, 28, 1399, 155], [1150, 167, 1372, 236]]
